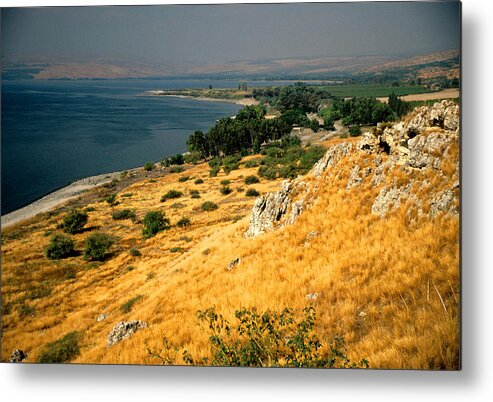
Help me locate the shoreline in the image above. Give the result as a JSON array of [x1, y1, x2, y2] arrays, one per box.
[[1, 168, 141, 230], [145, 91, 259, 106]]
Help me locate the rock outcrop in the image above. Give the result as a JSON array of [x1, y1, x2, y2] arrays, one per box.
[[244, 100, 459, 237], [107, 320, 147, 347], [9, 349, 26, 363]]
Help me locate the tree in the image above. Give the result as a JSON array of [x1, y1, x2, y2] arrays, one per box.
[[62, 209, 88, 234], [142, 211, 170, 238], [84, 232, 114, 261], [46, 234, 75, 260]]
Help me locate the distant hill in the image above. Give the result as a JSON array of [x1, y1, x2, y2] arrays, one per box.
[[2, 49, 459, 81]]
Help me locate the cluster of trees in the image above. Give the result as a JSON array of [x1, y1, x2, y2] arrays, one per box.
[[319, 93, 411, 127], [252, 82, 332, 113], [187, 105, 291, 157]]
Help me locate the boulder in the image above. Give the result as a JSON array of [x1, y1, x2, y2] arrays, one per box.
[[107, 320, 147, 347], [9, 349, 26, 363], [371, 185, 412, 217]]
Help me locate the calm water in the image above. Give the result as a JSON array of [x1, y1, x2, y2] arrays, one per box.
[[1, 79, 251, 214]]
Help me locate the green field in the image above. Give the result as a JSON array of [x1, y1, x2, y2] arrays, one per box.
[[321, 84, 433, 98]]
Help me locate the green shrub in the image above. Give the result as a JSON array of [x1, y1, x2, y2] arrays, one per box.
[[246, 188, 260, 197], [208, 157, 221, 168], [84, 232, 114, 261], [194, 178, 204, 185], [190, 190, 201, 199], [144, 162, 155, 171], [201, 201, 218, 212], [299, 145, 326, 173], [112, 209, 136, 221], [46, 234, 75, 260], [209, 167, 220, 177], [38, 332, 80, 363], [220, 186, 232, 195], [161, 189, 183, 202], [106, 194, 118, 206], [220, 179, 231, 186], [129, 248, 141, 257], [176, 217, 191, 228], [149, 306, 369, 368], [62, 209, 88, 234], [178, 176, 190, 182], [170, 247, 183, 253], [243, 158, 262, 168], [258, 165, 279, 180], [349, 125, 362, 137], [120, 295, 143, 313], [183, 151, 202, 164], [142, 211, 170, 238], [237, 187, 244, 193], [169, 165, 185, 173], [245, 175, 260, 184], [85, 207, 96, 212], [279, 164, 298, 179], [122, 193, 133, 197]]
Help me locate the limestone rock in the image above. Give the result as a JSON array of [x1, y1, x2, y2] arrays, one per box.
[[371, 185, 412, 217], [107, 320, 147, 347], [430, 190, 457, 217], [305, 293, 320, 301], [227, 257, 241, 271], [9, 349, 26, 363], [407, 132, 452, 169], [312, 143, 352, 176], [97, 314, 108, 322]]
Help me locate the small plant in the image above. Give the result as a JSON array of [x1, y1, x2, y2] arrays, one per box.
[[129, 248, 141, 257], [258, 165, 279, 180], [38, 332, 80, 363], [112, 209, 136, 221], [84, 232, 114, 261], [122, 193, 133, 197], [18, 303, 36, 318], [245, 175, 260, 184], [148, 179, 157, 183], [62, 209, 88, 234], [142, 211, 170, 238], [106, 194, 118, 206], [169, 165, 185, 174], [127, 266, 135, 272], [220, 186, 232, 195], [178, 176, 190, 182], [201, 201, 218, 212], [190, 190, 201, 199], [349, 125, 362, 137], [246, 188, 260, 197], [170, 247, 182, 253], [144, 161, 155, 171], [161, 190, 183, 202], [194, 178, 204, 185], [46, 234, 75, 260], [146, 272, 156, 281], [237, 187, 244, 193], [176, 216, 191, 228], [85, 207, 96, 212], [179, 236, 192, 242], [220, 179, 231, 186], [209, 166, 220, 177], [120, 295, 143, 313], [243, 158, 262, 168]]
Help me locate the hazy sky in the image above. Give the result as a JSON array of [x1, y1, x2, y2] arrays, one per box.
[[1, 1, 461, 65]]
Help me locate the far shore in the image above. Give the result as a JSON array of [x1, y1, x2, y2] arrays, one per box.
[[1, 168, 140, 230]]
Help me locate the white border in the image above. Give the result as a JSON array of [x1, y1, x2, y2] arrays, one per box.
[[2, 1, 493, 401]]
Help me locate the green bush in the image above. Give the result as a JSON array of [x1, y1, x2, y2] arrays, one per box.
[[176, 216, 191, 228], [161, 190, 183, 202], [170, 247, 182, 253], [246, 189, 260, 197], [209, 167, 220, 177], [38, 332, 80, 363], [349, 125, 362, 137], [220, 186, 232, 195], [243, 158, 262, 168], [194, 178, 204, 185], [201, 201, 218, 212], [258, 165, 279, 180], [46, 234, 75, 260], [144, 162, 155, 171], [220, 179, 231, 186], [129, 248, 141, 257], [106, 194, 118, 206], [208, 157, 221, 168], [142, 211, 170, 238], [149, 306, 369, 368], [178, 176, 190, 182], [279, 164, 297, 179], [190, 190, 201, 199], [112, 209, 136, 221], [183, 151, 202, 164], [245, 175, 260, 184], [62, 209, 88, 234], [84, 232, 114, 261], [299, 145, 326, 173], [237, 187, 244, 193], [120, 295, 143, 313], [169, 165, 185, 173]]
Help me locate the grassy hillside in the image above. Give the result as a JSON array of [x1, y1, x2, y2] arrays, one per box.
[[1, 106, 459, 368]]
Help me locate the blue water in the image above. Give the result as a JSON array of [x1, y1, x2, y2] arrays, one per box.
[[2, 79, 256, 214]]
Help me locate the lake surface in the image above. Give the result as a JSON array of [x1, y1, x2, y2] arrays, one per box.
[[1, 79, 259, 215]]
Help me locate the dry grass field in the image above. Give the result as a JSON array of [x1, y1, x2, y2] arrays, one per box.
[[1, 122, 459, 368]]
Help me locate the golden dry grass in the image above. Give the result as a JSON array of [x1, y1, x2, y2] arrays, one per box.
[[1, 138, 459, 369]]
